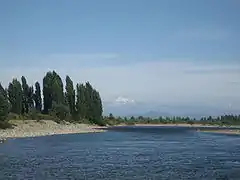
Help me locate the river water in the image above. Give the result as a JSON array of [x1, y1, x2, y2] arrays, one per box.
[[0, 126, 240, 179]]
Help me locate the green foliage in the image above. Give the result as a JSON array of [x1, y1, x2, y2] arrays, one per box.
[[43, 71, 64, 113], [8, 79, 23, 114], [0, 71, 106, 129], [21, 76, 29, 114], [52, 71, 64, 104], [0, 93, 10, 121], [65, 75, 76, 118], [28, 86, 34, 111], [7, 112, 23, 120], [76, 83, 86, 119], [0, 83, 7, 98], [0, 121, 13, 129], [50, 102, 70, 121], [125, 121, 135, 125], [27, 108, 41, 120], [104, 114, 240, 126], [33, 81, 42, 112], [43, 72, 53, 113], [75, 82, 104, 125], [199, 115, 240, 126]]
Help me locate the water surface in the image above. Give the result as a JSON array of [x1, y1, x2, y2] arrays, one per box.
[[0, 126, 240, 179]]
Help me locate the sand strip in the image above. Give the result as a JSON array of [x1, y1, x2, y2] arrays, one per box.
[[0, 120, 105, 139], [200, 129, 240, 135]]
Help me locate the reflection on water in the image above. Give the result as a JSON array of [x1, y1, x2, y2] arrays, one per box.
[[0, 126, 240, 179]]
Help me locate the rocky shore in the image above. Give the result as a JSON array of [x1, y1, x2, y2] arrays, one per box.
[[200, 129, 240, 135], [0, 120, 105, 140]]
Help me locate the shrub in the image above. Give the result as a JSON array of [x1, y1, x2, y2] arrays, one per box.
[[0, 121, 13, 129], [50, 102, 70, 121], [125, 121, 135, 125], [7, 112, 20, 120], [0, 93, 10, 121]]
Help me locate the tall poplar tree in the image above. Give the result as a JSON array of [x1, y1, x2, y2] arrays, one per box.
[[21, 76, 29, 113], [65, 75, 75, 117], [28, 86, 34, 110], [0, 83, 9, 121], [34, 81, 42, 112], [76, 83, 86, 119], [43, 72, 53, 113], [8, 79, 23, 114]]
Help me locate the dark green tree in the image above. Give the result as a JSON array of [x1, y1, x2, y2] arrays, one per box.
[[43, 71, 64, 113], [0, 93, 10, 121], [84, 82, 93, 121], [52, 71, 64, 104], [0, 83, 7, 98], [28, 86, 34, 110], [33, 81, 42, 112], [50, 101, 70, 121], [84, 82, 104, 125], [43, 72, 53, 113], [21, 76, 30, 114], [91, 89, 103, 122], [109, 113, 114, 120], [65, 75, 75, 118], [76, 83, 86, 119], [8, 79, 23, 114], [0, 84, 10, 121]]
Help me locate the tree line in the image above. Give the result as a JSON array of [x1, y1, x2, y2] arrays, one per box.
[[104, 114, 240, 126], [0, 70, 104, 126]]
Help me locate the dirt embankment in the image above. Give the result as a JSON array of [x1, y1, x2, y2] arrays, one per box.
[[0, 120, 105, 139]]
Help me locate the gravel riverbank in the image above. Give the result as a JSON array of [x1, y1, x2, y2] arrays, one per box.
[[200, 129, 240, 135], [0, 120, 105, 139]]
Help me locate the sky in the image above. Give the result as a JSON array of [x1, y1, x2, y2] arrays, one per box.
[[0, 0, 240, 115]]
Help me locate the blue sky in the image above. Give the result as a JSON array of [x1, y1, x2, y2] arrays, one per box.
[[0, 0, 240, 115]]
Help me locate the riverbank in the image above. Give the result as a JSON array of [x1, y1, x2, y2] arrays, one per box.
[[134, 123, 214, 127], [200, 129, 240, 135], [119, 123, 234, 128], [135, 124, 240, 135], [106, 123, 240, 135], [0, 120, 106, 139]]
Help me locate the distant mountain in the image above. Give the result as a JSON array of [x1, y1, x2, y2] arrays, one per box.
[[141, 110, 172, 118]]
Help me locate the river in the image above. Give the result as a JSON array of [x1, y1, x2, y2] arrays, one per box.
[[0, 126, 240, 179]]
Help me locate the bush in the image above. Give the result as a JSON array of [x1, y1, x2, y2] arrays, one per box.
[[94, 118, 106, 126], [38, 113, 55, 120], [0, 93, 10, 121], [7, 112, 21, 120], [125, 121, 135, 125], [0, 121, 13, 129], [50, 102, 70, 121]]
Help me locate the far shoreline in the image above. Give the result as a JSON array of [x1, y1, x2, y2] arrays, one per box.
[[105, 123, 240, 135], [113, 123, 240, 128], [199, 129, 240, 135]]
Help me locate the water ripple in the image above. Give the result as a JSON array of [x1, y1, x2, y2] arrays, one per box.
[[0, 127, 240, 179]]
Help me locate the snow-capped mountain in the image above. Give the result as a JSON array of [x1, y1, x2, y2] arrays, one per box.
[[115, 96, 135, 105]]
